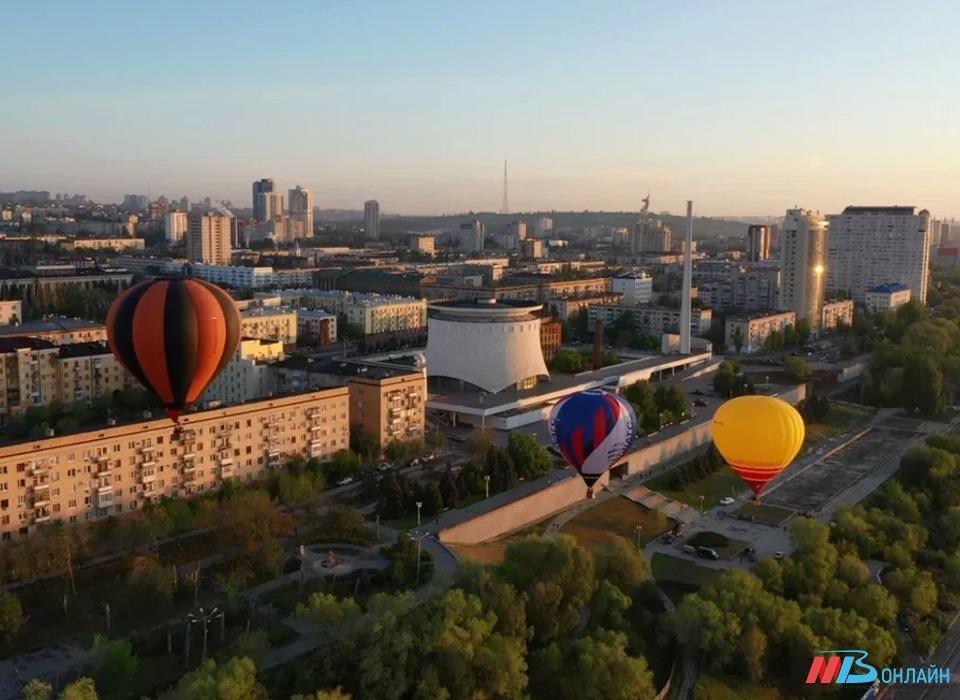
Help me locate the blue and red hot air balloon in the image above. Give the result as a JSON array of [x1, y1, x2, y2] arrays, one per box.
[[549, 389, 638, 496]]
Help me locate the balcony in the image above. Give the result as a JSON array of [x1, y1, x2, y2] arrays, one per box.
[[182, 462, 196, 473], [140, 471, 157, 484], [94, 487, 115, 509], [140, 459, 156, 468], [138, 445, 155, 455], [31, 492, 50, 508], [219, 465, 235, 478], [181, 470, 197, 483], [181, 452, 196, 461], [33, 510, 51, 524], [218, 456, 234, 466]]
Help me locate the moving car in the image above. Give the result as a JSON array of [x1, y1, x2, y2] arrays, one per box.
[[336, 476, 354, 487], [692, 398, 708, 407], [719, 496, 735, 506], [774, 551, 785, 560], [696, 546, 720, 561]]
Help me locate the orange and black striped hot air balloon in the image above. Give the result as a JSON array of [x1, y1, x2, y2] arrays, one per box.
[[106, 277, 241, 424]]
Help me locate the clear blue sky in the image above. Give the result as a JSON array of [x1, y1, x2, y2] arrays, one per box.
[[3, 0, 959, 217]]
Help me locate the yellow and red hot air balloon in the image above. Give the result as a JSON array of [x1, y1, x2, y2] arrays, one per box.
[[710, 395, 805, 496], [106, 277, 241, 424]]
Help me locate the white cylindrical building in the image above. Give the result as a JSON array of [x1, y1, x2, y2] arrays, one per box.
[[425, 299, 550, 394]]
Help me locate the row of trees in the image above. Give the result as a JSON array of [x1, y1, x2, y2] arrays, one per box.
[[711, 360, 755, 398], [550, 348, 621, 374], [622, 379, 689, 434], [377, 433, 553, 521]]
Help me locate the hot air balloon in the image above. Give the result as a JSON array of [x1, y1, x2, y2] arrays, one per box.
[[549, 389, 638, 497], [710, 395, 805, 497], [106, 277, 241, 424]]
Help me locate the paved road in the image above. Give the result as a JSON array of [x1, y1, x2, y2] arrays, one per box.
[[885, 613, 960, 699]]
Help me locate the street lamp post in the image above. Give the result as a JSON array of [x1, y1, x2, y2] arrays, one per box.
[[412, 529, 429, 586], [187, 607, 224, 664], [765, 375, 770, 392], [484, 475, 490, 499], [416, 501, 423, 529], [659, 412, 664, 431], [635, 525, 642, 550], [699, 494, 705, 515]]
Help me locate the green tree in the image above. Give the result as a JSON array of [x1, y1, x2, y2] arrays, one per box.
[[552, 349, 587, 374], [763, 329, 783, 351], [330, 449, 362, 476], [593, 537, 649, 593], [384, 441, 411, 463], [795, 318, 812, 344], [500, 535, 597, 644], [23, 679, 52, 700], [211, 489, 295, 574], [350, 431, 380, 461], [126, 555, 175, 617], [168, 657, 267, 700], [292, 691, 353, 700], [59, 678, 98, 700], [419, 480, 445, 517], [91, 637, 138, 695], [296, 593, 362, 629], [732, 325, 745, 353], [783, 357, 813, 379], [902, 352, 944, 417], [506, 432, 553, 480], [425, 428, 447, 452], [0, 590, 25, 647]]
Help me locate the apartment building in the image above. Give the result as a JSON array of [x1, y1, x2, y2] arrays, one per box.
[[0, 338, 133, 418], [282, 291, 426, 336], [296, 310, 337, 346], [547, 294, 622, 321], [540, 319, 562, 362], [611, 272, 653, 306], [271, 358, 426, 449], [697, 268, 779, 312], [187, 212, 233, 265], [240, 307, 298, 348], [0, 388, 350, 538], [350, 368, 426, 448], [821, 299, 854, 331], [410, 235, 435, 255], [864, 284, 912, 314], [588, 305, 712, 336], [724, 311, 797, 354], [200, 338, 284, 406], [0, 317, 107, 345], [826, 206, 932, 304], [61, 238, 145, 252], [779, 208, 827, 331]]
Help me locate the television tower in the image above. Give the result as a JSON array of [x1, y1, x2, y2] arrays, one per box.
[[500, 159, 510, 215]]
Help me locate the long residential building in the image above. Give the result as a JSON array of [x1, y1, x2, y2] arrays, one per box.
[[0, 316, 106, 345], [277, 291, 426, 336], [697, 268, 780, 312], [200, 338, 284, 406], [865, 283, 912, 314], [0, 388, 350, 539], [272, 359, 426, 450], [240, 307, 299, 347], [0, 338, 132, 419], [825, 205, 932, 304], [724, 311, 797, 354], [588, 305, 712, 337]]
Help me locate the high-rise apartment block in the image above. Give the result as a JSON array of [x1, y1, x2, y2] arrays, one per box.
[[825, 206, 932, 304], [456, 220, 485, 253], [630, 219, 672, 254], [611, 272, 653, 306], [164, 211, 188, 243], [779, 208, 827, 331], [746, 224, 770, 261], [288, 186, 314, 238], [187, 212, 233, 265], [505, 221, 527, 241], [364, 200, 380, 241], [532, 217, 554, 238], [252, 179, 275, 221]]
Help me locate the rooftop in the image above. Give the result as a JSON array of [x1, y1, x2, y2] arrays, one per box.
[[868, 283, 910, 294], [839, 206, 918, 216], [0, 317, 104, 336], [272, 356, 419, 381], [0, 337, 58, 352], [431, 299, 542, 310], [58, 341, 114, 359]]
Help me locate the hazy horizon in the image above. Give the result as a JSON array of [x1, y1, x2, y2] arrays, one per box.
[[4, 0, 959, 218]]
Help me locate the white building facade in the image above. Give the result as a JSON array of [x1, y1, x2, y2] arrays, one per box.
[[779, 208, 827, 332]]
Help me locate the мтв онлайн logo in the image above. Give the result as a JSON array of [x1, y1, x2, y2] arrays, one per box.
[[807, 649, 950, 688]]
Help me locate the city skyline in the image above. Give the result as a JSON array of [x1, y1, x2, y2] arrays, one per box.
[[3, 1, 960, 217]]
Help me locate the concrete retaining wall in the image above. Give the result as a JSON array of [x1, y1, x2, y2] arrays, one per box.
[[439, 471, 610, 545]]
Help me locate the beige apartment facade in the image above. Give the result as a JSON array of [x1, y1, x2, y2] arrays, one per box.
[[0, 317, 107, 345], [349, 369, 426, 449], [240, 308, 298, 348], [725, 310, 797, 354], [200, 338, 284, 406], [187, 212, 232, 265], [821, 299, 855, 331], [0, 387, 350, 539], [0, 301, 21, 324]]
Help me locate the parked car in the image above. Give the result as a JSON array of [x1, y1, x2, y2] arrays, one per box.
[[774, 551, 786, 560], [682, 544, 697, 555], [336, 476, 354, 487], [719, 496, 735, 506], [377, 462, 392, 472], [693, 398, 708, 407], [696, 546, 720, 561]]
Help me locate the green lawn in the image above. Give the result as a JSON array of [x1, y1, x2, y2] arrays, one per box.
[[645, 465, 746, 510], [692, 673, 782, 700], [733, 503, 795, 526], [448, 516, 559, 565], [563, 496, 676, 550], [804, 404, 875, 450], [684, 531, 751, 559]]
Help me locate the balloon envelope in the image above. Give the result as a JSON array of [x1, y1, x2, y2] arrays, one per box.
[[710, 395, 805, 495], [549, 390, 638, 487], [106, 278, 241, 423]]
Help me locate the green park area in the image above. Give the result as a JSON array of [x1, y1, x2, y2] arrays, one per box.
[[692, 673, 783, 700], [803, 403, 875, 451], [645, 463, 744, 510], [684, 531, 750, 559], [562, 496, 676, 550], [733, 502, 796, 526], [446, 517, 556, 565]]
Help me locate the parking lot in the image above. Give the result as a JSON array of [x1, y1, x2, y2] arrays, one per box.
[[762, 428, 916, 512]]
